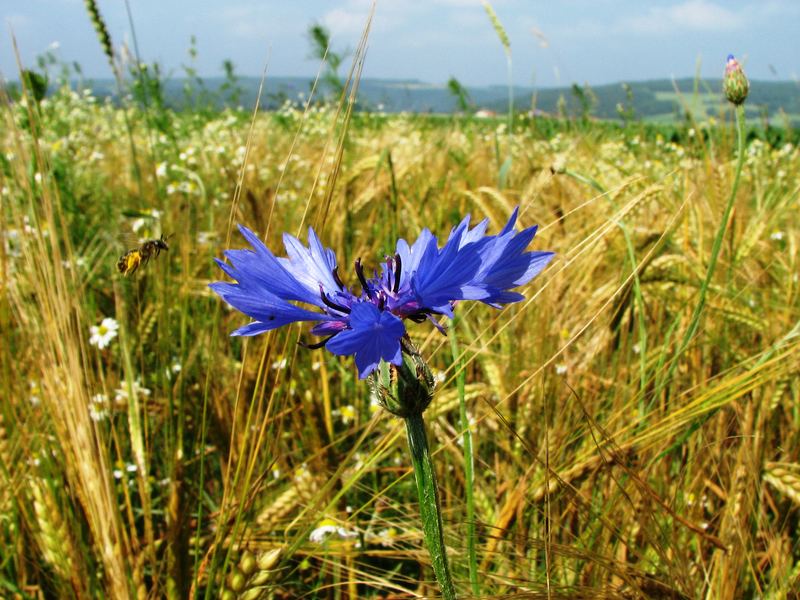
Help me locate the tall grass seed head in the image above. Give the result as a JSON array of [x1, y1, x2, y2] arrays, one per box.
[[724, 54, 749, 105]]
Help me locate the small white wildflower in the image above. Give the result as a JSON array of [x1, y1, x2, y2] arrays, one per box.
[[373, 527, 398, 547], [632, 343, 641, 355], [125, 463, 137, 473], [433, 371, 446, 384], [309, 519, 357, 544], [555, 364, 568, 375], [770, 231, 784, 241], [196, 231, 215, 245], [271, 358, 287, 370], [309, 524, 339, 544], [311, 361, 321, 371], [89, 317, 119, 349], [369, 394, 381, 415], [155, 162, 168, 178], [89, 150, 105, 162], [29, 381, 41, 406], [131, 218, 146, 233], [177, 181, 195, 194], [335, 404, 356, 425], [113, 469, 123, 480], [114, 379, 151, 404], [294, 464, 311, 483], [89, 394, 109, 422], [34, 172, 43, 185]]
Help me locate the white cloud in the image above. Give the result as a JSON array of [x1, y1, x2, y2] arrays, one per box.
[[620, 0, 744, 34], [5, 14, 30, 31], [322, 8, 372, 36], [432, 0, 483, 6], [217, 5, 272, 40]]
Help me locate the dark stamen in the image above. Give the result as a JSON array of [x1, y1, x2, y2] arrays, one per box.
[[378, 291, 386, 311], [393, 253, 402, 293], [319, 285, 351, 314], [298, 334, 335, 350], [355, 258, 372, 299], [332, 266, 345, 289]]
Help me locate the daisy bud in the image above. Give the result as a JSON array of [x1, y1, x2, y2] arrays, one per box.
[[723, 54, 749, 106]]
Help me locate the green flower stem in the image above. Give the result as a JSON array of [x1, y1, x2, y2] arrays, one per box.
[[679, 105, 746, 352], [653, 104, 747, 458], [404, 412, 457, 600], [657, 104, 746, 395], [449, 320, 478, 596]]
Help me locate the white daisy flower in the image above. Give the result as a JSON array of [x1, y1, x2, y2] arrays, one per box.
[[114, 379, 151, 404], [89, 317, 119, 349], [309, 519, 357, 544], [89, 394, 109, 422]]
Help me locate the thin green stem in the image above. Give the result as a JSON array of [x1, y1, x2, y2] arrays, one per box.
[[506, 54, 514, 136], [449, 319, 478, 596], [656, 105, 746, 396], [650, 105, 747, 459], [404, 413, 457, 600]]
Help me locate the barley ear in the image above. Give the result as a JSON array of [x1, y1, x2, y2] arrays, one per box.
[[83, 0, 115, 70]]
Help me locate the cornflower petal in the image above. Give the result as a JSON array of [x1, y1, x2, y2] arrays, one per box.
[[325, 302, 405, 378], [410, 222, 487, 314], [223, 225, 324, 306], [280, 227, 342, 297], [450, 214, 489, 248], [210, 282, 335, 332], [394, 228, 436, 291], [470, 212, 554, 306]]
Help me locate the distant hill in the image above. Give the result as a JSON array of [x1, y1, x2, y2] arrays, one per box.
[[45, 75, 800, 124]]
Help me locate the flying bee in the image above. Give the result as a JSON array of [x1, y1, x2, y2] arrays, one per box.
[[117, 234, 170, 276]]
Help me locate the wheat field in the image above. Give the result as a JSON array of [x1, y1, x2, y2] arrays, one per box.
[[2, 37, 800, 598]]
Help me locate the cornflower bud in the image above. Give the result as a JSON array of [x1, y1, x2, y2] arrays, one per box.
[[723, 54, 749, 105], [369, 340, 435, 418]]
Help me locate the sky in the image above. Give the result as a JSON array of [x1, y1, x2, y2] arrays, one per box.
[[2, 0, 798, 88]]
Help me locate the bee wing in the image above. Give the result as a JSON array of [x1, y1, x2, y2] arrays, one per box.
[[117, 227, 141, 252], [119, 210, 163, 248]]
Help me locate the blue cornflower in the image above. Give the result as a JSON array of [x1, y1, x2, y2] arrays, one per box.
[[211, 208, 553, 378]]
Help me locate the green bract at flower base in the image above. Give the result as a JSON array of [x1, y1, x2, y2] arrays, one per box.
[[369, 340, 434, 418]]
